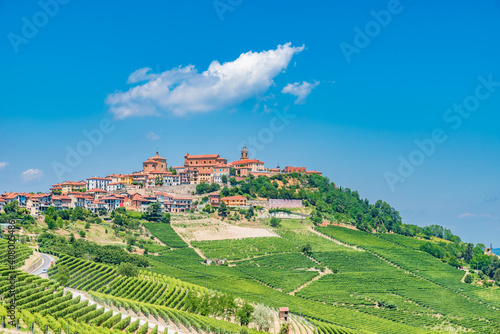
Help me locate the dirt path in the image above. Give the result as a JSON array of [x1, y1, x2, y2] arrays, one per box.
[[289, 266, 333, 296]]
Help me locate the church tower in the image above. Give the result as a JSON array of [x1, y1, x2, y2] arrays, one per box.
[[241, 145, 249, 160]]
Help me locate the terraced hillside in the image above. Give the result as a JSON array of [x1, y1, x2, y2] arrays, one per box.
[[0, 263, 268, 334], [0, 238, 33, 268], [166, 226, 500, 333]]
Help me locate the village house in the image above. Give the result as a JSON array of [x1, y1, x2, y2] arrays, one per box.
[[282, 166, 322, 176], [209, 192, 220, 207], [213, 165, 231, 184], [230, 146, 265, 173], [279, 307, 289, 322], [86, 188, 107, 197], [25, 197, 40, 216], [165, 194, 193, 212], [164, 173, 180, 186], [88, 199, 106, 213], [1, 192, 26, 206], [107, 173, 134, 185], [221, 195, 247, 207], [179, 170, 190, 185], [184, 153, 227, 184], [51, 195, 72, 210], [86, 177, 112, 191], [68, 193, 86, 208], [100, 194, 125, 210], [143, 151, 167, 174], [0, 198, 5, 212], [107, 182, 124, 192]]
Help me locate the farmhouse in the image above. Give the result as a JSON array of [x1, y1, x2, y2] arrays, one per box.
[[221, 196, 247, 207], [279, 307, 289, 322]]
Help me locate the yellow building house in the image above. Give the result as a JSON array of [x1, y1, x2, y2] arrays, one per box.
[[221, 196, 247, 207]]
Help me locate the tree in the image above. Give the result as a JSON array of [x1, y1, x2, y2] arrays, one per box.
[[46, 218, 56, 230], [4, 201, 19, 215], [55, 265, 70, 286], [464, 243, 474, 264], [229, 168, 236, 176], [470, 254, 492, 273], [245, 206, 254, 219], [203, 204, 212, 213], [79, 230, 86, 238], [161, 213, 171, 224], [279, 323, 290, 334], [229, 177, 238, 186], [220, 187, 230, 197], [464, 274, 473, 284], [493, 268, 500, 282], [270, 217, 281, 227], [218, 201, 229, 218], [236, 303, 254, 326], [448, 257, 460, 268], [221, 174, 228, 184], [143, 202, 163, 222], [85, 221, 91, 229], [117, 262, 139, 277], [196, 183, 211, 194], [56, 217, 64, 228], [253, 304, 273, 331], [302, 243, 312, 256]]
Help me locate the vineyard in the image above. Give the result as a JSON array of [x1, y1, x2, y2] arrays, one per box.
[[192, 237, 298, 260], [313, 226, 500, 333], [48, 253, 211, 311], [143, 223, 188, 249], [0, 238, 33, 268], [0, 262, 268, 334]]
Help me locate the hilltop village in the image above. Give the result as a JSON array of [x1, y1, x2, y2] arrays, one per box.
[[0, 147, 321, 215]]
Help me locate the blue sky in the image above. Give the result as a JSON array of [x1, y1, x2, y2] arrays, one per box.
[[0, 0, 499, 244]]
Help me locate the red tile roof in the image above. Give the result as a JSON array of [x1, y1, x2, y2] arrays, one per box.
[[230, 159, 264, 166], [87, 188, 107, 193], [185, 154, 221, 159], [221, 196, 247, 201], [2, 193, 19, 199]]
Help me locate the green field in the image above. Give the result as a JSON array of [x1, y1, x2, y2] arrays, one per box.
[[143, 222, 188, 248], [192, 237, 298, 260]]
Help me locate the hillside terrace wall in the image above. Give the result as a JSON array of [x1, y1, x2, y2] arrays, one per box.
[[269, 199, 303, 209]]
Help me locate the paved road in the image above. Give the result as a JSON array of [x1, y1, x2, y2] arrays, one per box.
[[29, 253, 55, 276]]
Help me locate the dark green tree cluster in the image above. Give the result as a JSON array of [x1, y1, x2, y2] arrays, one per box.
[[0, 200, 35, 225], [196, 183, 221, 195], [43, 206, 94, 229], [142, 202, 163, 222], [184, 291, 238, 318], [38, 232, 148, 267]]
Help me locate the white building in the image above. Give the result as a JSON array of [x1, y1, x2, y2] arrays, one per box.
[[107, 182, 124, 192], [87, 177, 112, 191], [213, 165, 230, 184], [164, 173, 180, 186]]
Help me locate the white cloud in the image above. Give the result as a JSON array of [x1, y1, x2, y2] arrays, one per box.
[[127, 67, 157, 84], [282, 80, 319, 104], [20, 169, 44, 182], [107, 43, 305, 118], [0, 162, 9, 170], [146, 131, 161, 141]]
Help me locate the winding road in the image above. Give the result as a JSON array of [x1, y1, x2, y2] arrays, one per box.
[[28, 253, 55, 277]]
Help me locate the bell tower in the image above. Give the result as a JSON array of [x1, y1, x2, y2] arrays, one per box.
[[241, 145, 249, 160]]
